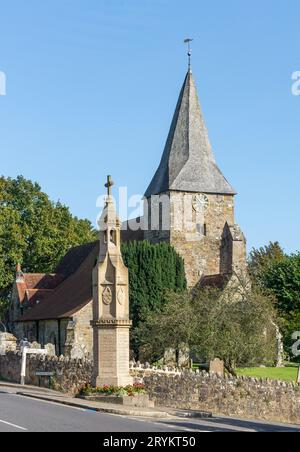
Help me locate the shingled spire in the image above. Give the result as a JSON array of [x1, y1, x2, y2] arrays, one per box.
[[145, 70, 236, 197]]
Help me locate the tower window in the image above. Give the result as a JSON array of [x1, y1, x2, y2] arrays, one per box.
[[196, 224, 207, 236]]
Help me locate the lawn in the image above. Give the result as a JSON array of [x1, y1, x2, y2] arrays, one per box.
[[236, 363, 299, 383]]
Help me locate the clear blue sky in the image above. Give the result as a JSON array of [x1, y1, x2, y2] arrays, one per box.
[[0, 0, 299, 254]]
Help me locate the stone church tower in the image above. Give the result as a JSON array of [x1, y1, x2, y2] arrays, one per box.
[[144, 69, 247, 287]]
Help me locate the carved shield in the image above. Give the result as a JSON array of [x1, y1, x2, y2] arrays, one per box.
[[117, 287, 126, 306], [102, 286, 112, 305]]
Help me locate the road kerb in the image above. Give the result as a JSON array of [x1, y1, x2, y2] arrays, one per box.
[[16, 392, 171, 419]]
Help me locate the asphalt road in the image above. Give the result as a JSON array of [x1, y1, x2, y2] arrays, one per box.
[[0, 390, 299, 433]]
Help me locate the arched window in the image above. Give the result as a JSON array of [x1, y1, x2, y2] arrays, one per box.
[[110, 229, 116, 244]]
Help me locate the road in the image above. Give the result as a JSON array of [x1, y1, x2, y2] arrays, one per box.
[[0, 389, 299, 433]]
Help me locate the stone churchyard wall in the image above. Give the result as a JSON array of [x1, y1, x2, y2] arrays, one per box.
[[144, 372, 300, 425], [0, 351, 93, 394], [0, 352, 299, 424]]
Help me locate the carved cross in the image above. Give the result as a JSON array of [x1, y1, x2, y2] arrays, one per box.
[[105, 175, 114, 196]]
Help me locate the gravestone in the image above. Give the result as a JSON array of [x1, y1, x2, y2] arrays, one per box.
[[0, 333, 17, 355], [31, 341, 41, 350], [209, 358, 224, 377], [45, 343, 56, 357]]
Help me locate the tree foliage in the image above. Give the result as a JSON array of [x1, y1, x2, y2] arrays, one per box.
[[0, 176, 97, 315], [249, 243, 300, 360], [263, 253, 300, 315], [248, 241, 285, 288], [136, 284, 277, 369], [121, 241, 187, 353]]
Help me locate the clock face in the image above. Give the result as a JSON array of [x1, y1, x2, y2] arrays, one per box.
[[192, 194, 209, 213]]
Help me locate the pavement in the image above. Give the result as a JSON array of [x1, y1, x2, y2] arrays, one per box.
[[0, 382, 300, 432]]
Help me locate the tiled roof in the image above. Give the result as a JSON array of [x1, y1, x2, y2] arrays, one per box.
[[24, 274, 64, 290], [16, 274, 64, 306], [17, 231, 143, 322], [17, 242, 99, 321], [145, 71, 236, 197], [55, 242, 98, 277], [200, 273, 231, 290]]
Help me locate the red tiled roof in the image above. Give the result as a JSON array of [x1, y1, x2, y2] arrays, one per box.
[[200, 274, 231, 289], [17, 229, 144, 322], [16, 282, 27, 304], [24, 274, 64, 290], [17, 242, 99, 321], [16, 274, 64, 306]]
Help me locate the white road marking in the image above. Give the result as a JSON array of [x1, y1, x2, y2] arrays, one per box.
[[0, 419, 28, 431]]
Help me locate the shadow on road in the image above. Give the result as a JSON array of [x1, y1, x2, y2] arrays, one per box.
[[156, 416, 300, 433]]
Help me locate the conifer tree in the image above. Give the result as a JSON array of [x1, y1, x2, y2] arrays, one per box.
[[121, 241, 187, 352]]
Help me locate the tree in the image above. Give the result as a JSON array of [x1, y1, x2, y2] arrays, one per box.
[[248, 243, 300, 361], [136, 284, 277, 370], [248, 242, 285, 288], [281, 311, 300, 363], [121, 241, 187, 354], [0, 176, 97, 316], [261, 254, 300, 360], [263, 253, 300, 315]]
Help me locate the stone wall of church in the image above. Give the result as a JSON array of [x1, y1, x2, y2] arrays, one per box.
[[68, 302, 93, 359], [144, 191, 248, 287], [143, 196, 171, 244], [12, 303, 93, 359], [145, 192, 241, 287], [16, 321, 37, 343], [169, 192, 235, 287]]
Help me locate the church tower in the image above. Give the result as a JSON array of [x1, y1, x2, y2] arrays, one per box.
[[144, 69, 247, 287]]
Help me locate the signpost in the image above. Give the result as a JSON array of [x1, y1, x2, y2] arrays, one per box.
[[20, 347, 48, 385], [35, 371, 55, 388]]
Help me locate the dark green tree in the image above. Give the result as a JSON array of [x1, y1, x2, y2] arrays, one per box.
[[0, 176, 97, 316], [121, 241, 187, 353]]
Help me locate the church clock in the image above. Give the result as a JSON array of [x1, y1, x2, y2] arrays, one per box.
[[192, 194, 209, 213]]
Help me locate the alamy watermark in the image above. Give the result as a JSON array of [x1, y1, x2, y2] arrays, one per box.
[[96, 187, 214, 238], [0, 70, 6, 96], [291, 71, 300, 96], [292, 331, 300, 358]]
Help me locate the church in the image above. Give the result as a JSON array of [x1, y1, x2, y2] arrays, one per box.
[[10, 64, 247, 357]]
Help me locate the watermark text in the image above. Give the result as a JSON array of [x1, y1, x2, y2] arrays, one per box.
[[291, 71, 300, 96], [0, 71, 6, 96]]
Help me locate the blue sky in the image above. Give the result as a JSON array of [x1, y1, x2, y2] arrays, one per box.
[[0, 0, 299, 254]]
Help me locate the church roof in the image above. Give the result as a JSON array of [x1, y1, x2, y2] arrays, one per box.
[[17, 242, 99, 321], [16, 274, 64, 307], [145, 71, 236, 197], [16, 229, 143, 322], [200, 273, 231, 290]]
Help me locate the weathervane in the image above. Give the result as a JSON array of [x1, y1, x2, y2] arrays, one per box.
[[184, 38, 193, 71]]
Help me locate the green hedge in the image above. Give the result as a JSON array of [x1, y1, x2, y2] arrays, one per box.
[[121, 241, 187, 331]]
